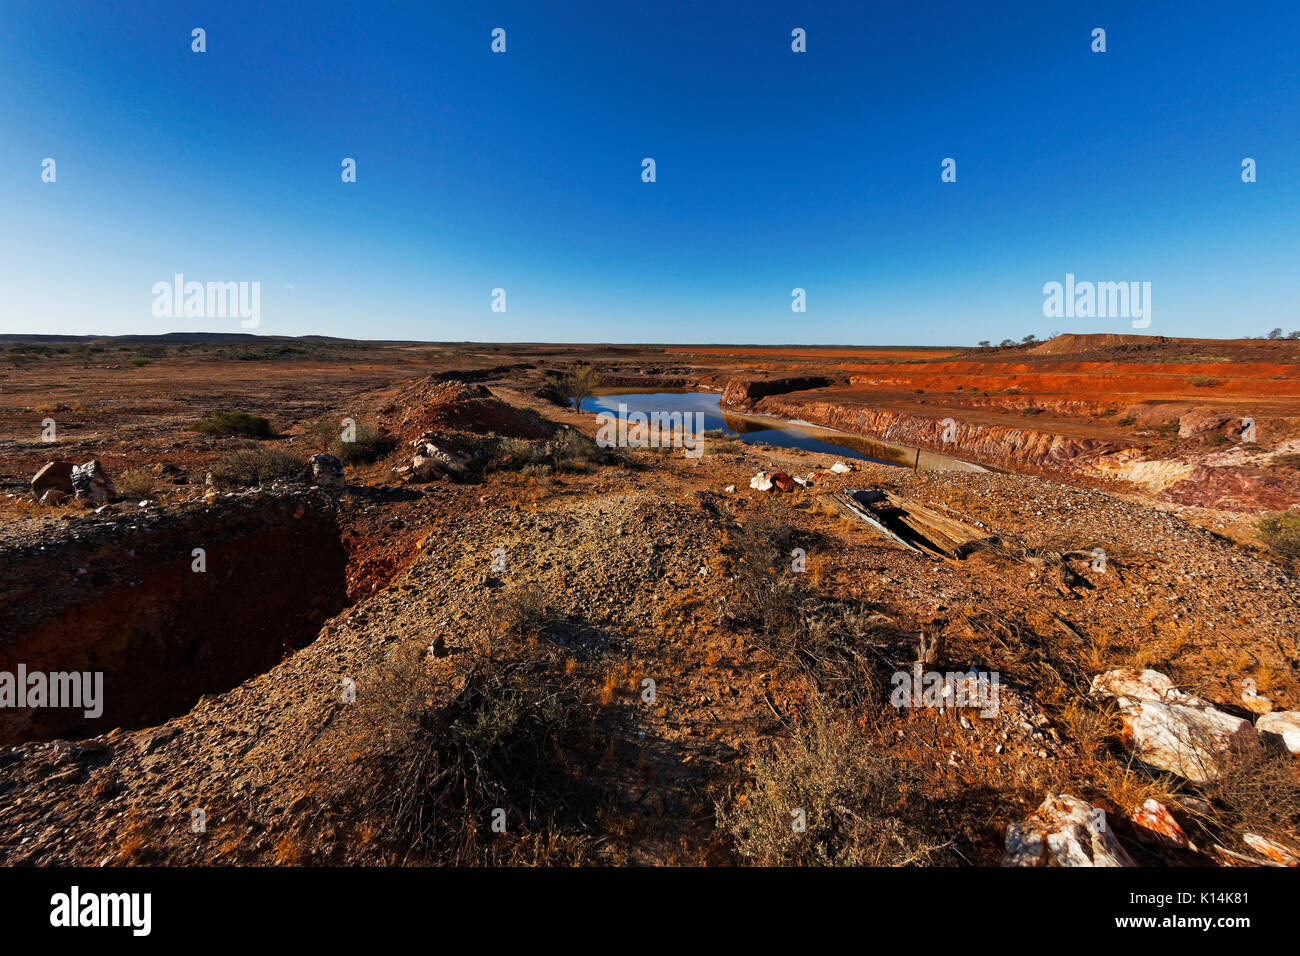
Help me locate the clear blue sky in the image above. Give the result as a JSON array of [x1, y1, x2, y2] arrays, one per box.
[[1, 0, 1297, 345]]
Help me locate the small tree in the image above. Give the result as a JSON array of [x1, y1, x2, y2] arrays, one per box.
[[978, 340, 991, 348], [1267, 328, 1283, 340], [1287, 331, 1300, 341], [1022, 334, 1037, 344], [548, 364, 601, 412]]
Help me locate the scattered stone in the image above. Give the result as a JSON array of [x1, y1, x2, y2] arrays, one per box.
[[70, 460, 115, 506], [1241, 681, 1274, 715], [1129, 798, 1189, 850], [1089, 668, 1187, 703], [310, 454, 345, 490], [723, 484, 735, 493], [772, 471, 795, 492], [1003, 793, 1135, 866], [38, 489, 69, 506], [31, 461, 76, 498], [1115, 696, 1263, 782], [748, 471, 773, 492], [410, 455, 440, 481], [830, 461, 853, 474], [140, 726, 180, 755], [1257, 711, 1300, 755], [1242, 832, 1298, 866], [1091, 668, 1264, 781]]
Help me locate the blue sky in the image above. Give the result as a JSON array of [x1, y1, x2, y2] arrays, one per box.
[[1, 0, 1297, 345]]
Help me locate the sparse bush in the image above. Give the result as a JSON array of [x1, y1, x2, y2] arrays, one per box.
[[1257, 511, 1300, 562], [717, 702, 946, 866], [1188, 375, 1223, 388], [703, 428, 743, 455], [723, 506, 810, 628], [491, 430, 611, 474], [303, 419, 396, 463], [190, 411, 274, 438], [330, 423, 396, 464], [128, 357, 151, 367], [490, 586, 547, 643], [208, 446, 305, 487], [1198, 750, 1300, 860], [303, 419, 340, 449], [328, 641, 596, 864], [116, 467, 156, 497], [722, 506, 889, 707]]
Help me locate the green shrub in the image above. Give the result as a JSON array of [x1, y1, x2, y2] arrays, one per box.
[[190, 411, 274, 438]]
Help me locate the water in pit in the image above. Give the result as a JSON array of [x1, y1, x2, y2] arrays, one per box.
[[586, 391, 972, 469]]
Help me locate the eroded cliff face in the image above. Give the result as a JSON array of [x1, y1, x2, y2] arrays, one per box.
[[721, 376, 836, 410], [719, 376, 1300, 511], [731, 391, 1122, 472]]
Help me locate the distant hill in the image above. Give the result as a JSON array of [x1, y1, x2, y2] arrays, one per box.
[[0, 332, 420, 347]]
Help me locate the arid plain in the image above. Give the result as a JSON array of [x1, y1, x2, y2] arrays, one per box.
[[0, 333, 1297, 866]]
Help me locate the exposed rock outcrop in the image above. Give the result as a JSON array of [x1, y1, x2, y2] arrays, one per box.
[[30, 461, 76, 498], [1090, 669, 1264, 781], [1257, 711, 1300, 755], [311, 454, 345, 489], [728, 393, 1121, 472], [70, 460, 114, 506], [1003, 793, 1135, 866]]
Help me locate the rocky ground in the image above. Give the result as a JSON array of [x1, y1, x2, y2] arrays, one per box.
[[0, 336, 1296, 866]]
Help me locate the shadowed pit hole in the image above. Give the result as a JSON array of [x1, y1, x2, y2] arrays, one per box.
[[0, 499, 349, 746]]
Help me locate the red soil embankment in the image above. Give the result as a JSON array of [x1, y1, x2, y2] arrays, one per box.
[[743, 392, 1123, 471]]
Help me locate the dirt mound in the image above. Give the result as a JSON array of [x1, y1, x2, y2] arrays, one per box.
[[389, 377, 554, 440], [1029, 333, 1171, 356]]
